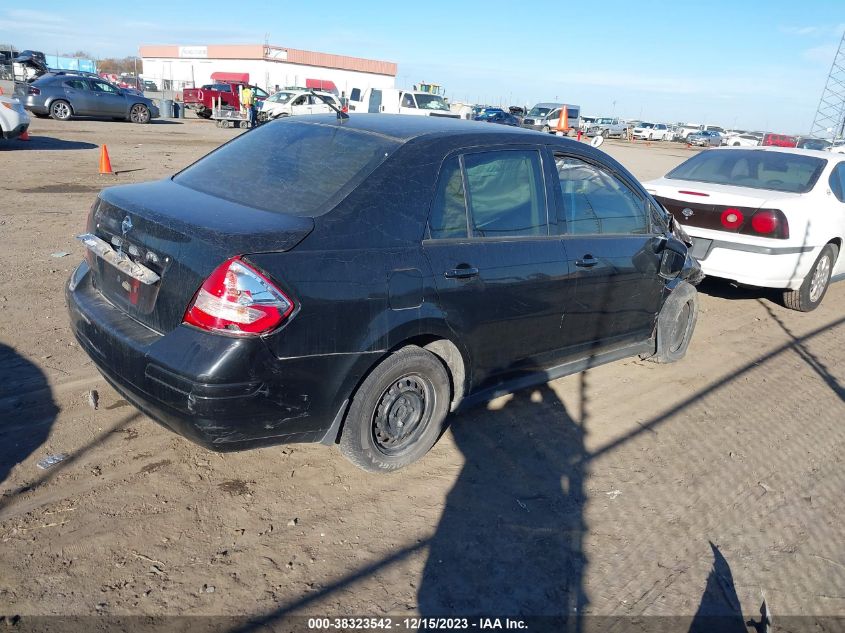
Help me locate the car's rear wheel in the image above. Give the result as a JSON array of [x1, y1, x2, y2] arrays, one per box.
[[783, 244, 837, 312], [129, 104, 151, 124], [49, 100, 72, 121], [648, 281, 699, 363], [339, 346, 450, 473]]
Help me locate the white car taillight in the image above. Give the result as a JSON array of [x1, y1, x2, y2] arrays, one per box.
[[183, 257, 294, 336]]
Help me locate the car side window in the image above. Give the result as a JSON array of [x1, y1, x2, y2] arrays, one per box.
[[92, 81, 118, 93], [292, 95, 307, 106], [402, 93, 417, 108], [464, 150, 548, 238], [64, 79, 88, 90], [830, 164, 845, 203], [554, 154, 649, 235], [428, 157, 468, 239]]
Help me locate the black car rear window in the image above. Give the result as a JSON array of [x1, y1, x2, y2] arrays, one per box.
[[665, 149, 826, 193], [174, 121, 401, 216]]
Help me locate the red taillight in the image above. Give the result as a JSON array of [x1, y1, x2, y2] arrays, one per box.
[[750, 210, 778, 234], [28, 86, 41, 96], [183, 257, 294, 336], [720, 207, 744, 230]]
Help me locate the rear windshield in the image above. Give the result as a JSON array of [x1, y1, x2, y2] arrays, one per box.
[[666, 149, 826, 193], [174, 121, 401, 216]]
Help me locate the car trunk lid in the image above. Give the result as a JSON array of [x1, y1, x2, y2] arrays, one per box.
[[84, 179, 314, 333]]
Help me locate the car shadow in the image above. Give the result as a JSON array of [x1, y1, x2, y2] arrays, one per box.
[[1, 136, 97, 151], [418, 383, 587, 619], [0, 343, 57, 487], [696, 277, 784, 306]]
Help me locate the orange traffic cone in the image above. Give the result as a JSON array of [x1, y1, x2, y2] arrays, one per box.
[[19, 129, 30, 141], [99, 145, 113, 175]]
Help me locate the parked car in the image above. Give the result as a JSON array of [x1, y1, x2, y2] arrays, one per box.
[[23, 74, 159, 123], [828, 140, 845, 154], [795, 137, 831, 151], [473, 110, 521, 126], [588, 117, 628, 138], [258, 89, 340, 120], [0, 94, 30, 140], [143, 80, 159, 92], [521, 102, 581, 134], [632, 123, 670, 141], [761, 133, 798, 148], [687, 130, 722, 147], [349, 88, 461, 118], [644, 147, 845, 311], [67, 115, 701, 472], [724, 133, 761, 147]]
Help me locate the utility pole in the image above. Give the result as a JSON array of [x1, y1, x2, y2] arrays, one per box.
[[810, 29, 845, 140]]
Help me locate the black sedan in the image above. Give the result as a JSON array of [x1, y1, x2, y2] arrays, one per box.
[[474, 110, 522, 126], [67, 115, 701, 472], [24, 73, 159, 123]]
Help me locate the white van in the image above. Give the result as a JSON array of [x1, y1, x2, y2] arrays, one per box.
[[349, 88, 461, 118]]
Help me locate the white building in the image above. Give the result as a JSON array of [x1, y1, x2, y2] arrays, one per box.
[[140, 43, 396, 96]]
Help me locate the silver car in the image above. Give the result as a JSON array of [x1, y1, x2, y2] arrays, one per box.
[[23, 73, 160, 123]]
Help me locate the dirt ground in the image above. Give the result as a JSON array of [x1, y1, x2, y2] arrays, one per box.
[[1, 118, 844, 628]]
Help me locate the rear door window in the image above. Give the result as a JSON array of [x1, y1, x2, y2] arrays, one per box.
[[553, 155, 649, 234], [428, 157, 468, 239], [64, 79, 88, 90], [464, 150, 548, 237], [830, 164, 845, 202]]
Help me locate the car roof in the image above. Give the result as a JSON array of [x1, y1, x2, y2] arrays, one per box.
[[297, 113, 547, 142]]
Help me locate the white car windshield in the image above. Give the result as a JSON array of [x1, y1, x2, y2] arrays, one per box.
[[666, 149, 826, 193], [267, 92, 296, 104], [415, 95, 450, 111]]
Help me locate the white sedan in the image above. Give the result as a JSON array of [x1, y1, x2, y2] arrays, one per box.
[[0, 94, 30, 141], [644, 147, 845, 311], [632, 122, 670, 141], [724, 133, 761, 147]]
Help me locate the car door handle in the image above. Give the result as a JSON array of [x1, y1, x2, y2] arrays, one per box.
[[444, 267, 479, 279], [575, 255, 599, 268]]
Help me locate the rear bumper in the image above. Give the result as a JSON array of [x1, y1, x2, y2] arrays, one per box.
[[66, 261, 357, 450], [687, 231, 818, 289]]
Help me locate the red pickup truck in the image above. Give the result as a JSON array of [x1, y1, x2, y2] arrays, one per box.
[[183, 83, 268, 119]]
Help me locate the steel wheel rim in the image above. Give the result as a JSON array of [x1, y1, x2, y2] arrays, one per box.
[[372, 374, 432, 455], [54, 102, 69, 118], [810, 255, 831, 303]]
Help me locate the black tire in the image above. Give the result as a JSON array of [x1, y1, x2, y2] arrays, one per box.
[[783, 244, 838, 312], [129, 104, 150, 124], [197, 109, 213, 119], [649, 281, 699, 363], [49, 100, 72, 121], [339, 346, 451, 473]]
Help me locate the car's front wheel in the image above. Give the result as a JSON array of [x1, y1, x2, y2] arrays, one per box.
[[784, 244, 838, 312], [49, 100, 72, 121], [649, 281, 699, 363], [339, 346, 451, 472], [129, 104, 151, 124]]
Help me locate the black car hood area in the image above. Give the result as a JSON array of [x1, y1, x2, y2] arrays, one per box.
[[88, 179, 314, 332]]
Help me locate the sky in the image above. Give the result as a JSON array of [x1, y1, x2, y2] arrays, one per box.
[[1, 0, 843, 133]]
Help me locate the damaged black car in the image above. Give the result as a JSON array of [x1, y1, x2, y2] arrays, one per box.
[[67, 115, 702, 472]]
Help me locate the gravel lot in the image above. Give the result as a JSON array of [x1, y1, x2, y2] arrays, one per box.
[[1, 118, 844, 627]]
